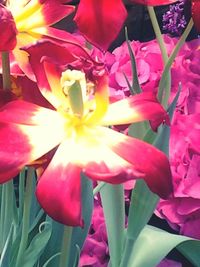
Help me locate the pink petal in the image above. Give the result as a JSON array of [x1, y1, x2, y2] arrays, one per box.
[[36, 142, 83, 226], [192, 0, 200, 32], [0, 4, 17, 51], [101, 92, 169, 130], [0, 101, 66, 182], [38, 0, 74, 27], [0, 100, 60, 125], [74, 0, 127, 50], [0, 123, 33, 182], [130, 0, 178, 5], [97, 127, 173, 199], [15, 0, 74, 30]]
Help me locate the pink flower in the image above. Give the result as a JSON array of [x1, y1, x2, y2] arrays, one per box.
[[80, 200, 109, 267], [156, 113, 200, 238], [106, 35, 200, 115], [157, 258, 182, 267]]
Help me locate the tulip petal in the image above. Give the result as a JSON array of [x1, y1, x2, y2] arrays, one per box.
[[74, 0, 127, 50], [0, 4, 17, 51], [14, 0, 74, 31], [12, 32, 39, 81], [96, 126, 173, 199], [0, 100, 64, 125], [0, 122, 33, 182], [130, 0, 178, 6], [192, 0, 200, 32], [36, 141, 83, 226], [101, 92, 169, 129], [86, 75, 109, 125], [0, 102, 66, 182]]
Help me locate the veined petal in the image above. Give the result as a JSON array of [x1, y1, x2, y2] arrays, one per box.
[[74, 0, 127, 50], [36, 141, 83, 226], [130, 0, 178, 5], [192, 0, 200, 32], [101, 92, 169, 129], [23, 39, 88, 88], [96, 126, 173, 199]]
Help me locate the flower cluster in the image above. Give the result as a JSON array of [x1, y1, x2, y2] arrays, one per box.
[[162, 0, 187, 36], [102, 33, 200, 240]]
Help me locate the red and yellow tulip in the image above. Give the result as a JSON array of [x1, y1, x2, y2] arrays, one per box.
[[0, 0, 75, 79], [0, 41, 172, 226]]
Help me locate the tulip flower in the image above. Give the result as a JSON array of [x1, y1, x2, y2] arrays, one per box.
[[0, 0, 75, 79], [0, 41, 172, 226], [74, 0, 179, 50], [74, 0, 128, 50]]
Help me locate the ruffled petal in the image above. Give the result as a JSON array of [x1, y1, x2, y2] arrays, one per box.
[[74, 0, 127, 50], [12, 32, 38, 81], [95, 126, 173, 199], [36, 141, 83, 226], [101, 92, 169, 129], [130, 0, 178, 5], [192, 0, 200, 32]]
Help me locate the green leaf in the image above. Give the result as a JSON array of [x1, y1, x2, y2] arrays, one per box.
[[177, 240, 200, 267], [101, 184, 125, 267], [127, 225, 199, 267], [125, 27, 142, 94], [68, 174, 93, 266], [0, 224, 14, 267], [72, 245, 80, 267], [21, 222, 51, 267], [128, 121, 149, 140], [39, 218, 64, 267], [120, 181, 158, 267]]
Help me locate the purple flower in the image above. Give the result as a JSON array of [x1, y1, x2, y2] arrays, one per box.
[[163, 0, 187, 36]]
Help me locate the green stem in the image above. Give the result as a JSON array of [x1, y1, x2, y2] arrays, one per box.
[[158, 18, 194, 107], [100, 184, 125, 267], [59, 226, 73, 267], [0, 180, 15, 252], [16, 167, 34, 267], [1, 51, 11, 90], [147, 6, 171, 108], [147, 6, 168, 64], [93, 181, 106, 196]]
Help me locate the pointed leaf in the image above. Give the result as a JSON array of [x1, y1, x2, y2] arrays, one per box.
[[128, 225, 198, 267], [22, 223, 52, 267], [101, 184, 125, 266], [68, 174, 93, 266]]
